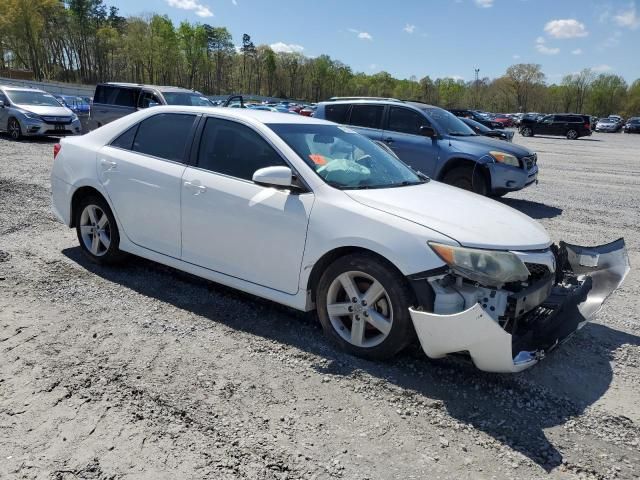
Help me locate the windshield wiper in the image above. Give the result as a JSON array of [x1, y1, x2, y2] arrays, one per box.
[[449, 132, 475, 136]]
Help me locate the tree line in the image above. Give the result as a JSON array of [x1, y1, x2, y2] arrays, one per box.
[[1, 0, 639, 117]]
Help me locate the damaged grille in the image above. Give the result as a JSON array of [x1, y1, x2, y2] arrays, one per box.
[[525, 263, 550, 282], [521, 154, 537, 170]]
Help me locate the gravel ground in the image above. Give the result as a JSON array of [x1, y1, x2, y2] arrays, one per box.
[[0, 130, 639, 480]]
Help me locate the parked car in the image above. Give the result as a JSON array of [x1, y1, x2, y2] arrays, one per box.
[[519, 114, 591, 139], [50, 106, 629, 373], [461, 117, 514, 142], [595, 117, 623, 132], [90, 82, 213, 128], [0, 86, 82, 139], [493, 114, 514, 128], [315, 98, 538, 197], [623, 117, 640, 133], [54, 94, 91, 116], [449, 109, 504, 129]]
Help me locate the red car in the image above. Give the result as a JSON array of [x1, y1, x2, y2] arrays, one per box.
[[493, 115, 514, 128]]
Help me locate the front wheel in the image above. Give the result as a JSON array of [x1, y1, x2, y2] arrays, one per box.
[[75, 195, 124, 264], [520, 127, 533, 137], [442, 166, 488, 196], [566, 129, 578, 140], [316, 253, 417, 360], [8, 118, 21, 140]]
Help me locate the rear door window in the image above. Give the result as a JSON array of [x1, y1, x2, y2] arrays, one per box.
[[348, 105, 384, 129], [132, 113, 197, 162]]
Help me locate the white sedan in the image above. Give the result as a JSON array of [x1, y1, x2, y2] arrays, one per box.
[[50, 106, 629, 372]]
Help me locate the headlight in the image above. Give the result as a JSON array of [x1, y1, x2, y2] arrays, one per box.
[[429, 242, 530, 286], [489, 150, 520, 167], [19, 110, 41, 120], [71, 113, 79, 122]]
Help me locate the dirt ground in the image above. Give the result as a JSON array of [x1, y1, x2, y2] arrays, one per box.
[[1, 130, 639, 480]]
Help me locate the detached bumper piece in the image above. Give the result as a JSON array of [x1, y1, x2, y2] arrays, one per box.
[[409, 238, 630, 373]]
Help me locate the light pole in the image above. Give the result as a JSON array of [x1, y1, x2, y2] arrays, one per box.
[[474, 68, 480, 109]]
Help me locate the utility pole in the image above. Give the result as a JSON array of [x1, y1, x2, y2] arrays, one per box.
[[474, 68, 480, 109]]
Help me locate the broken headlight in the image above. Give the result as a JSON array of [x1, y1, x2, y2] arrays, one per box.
[[429, 242, 530, 286]]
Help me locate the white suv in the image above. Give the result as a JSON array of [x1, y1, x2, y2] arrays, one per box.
[[50, 106, 629, 372]]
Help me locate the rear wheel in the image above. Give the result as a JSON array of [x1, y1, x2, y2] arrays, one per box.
[[8, 118, 21, 140], [316, 253, 416, 360], [443, 165, 488, 196], [566, 129, 578, 140], [521, 126, 533, 137], [75, 195, 124, 264]]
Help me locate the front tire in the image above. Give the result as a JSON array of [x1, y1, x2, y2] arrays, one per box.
[[443, 165, 488, 196], [521, 127, 533, 137], [8, 118, 21, 140], [316, 253, 416, 360], [75, 195, 124, 264]]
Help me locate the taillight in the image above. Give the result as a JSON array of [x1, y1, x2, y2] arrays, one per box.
[[53, 143, 61, 159], [585, 123, 591, 130]]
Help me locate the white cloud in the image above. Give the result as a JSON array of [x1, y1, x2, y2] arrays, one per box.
[[269, 42, 304, 54], [166, 0, 213, 17], [232, 0, 237, 5], [544, 19, 589, 38], [404, 24, 416, 33], [614, 4, 640, 29], [348, 28, 373, 40], [592, 64, 613, 72], [513, 54, 521, 59], [571, 48, 583, 55], [474, 0, 494, 8], [535, 37, 560, 55]]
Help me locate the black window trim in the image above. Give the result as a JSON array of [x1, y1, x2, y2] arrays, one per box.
[[345, 103, 385, 130], [384, 105, 430, 135], [106, 112, 201, 165], [190, 114, 312, 193]]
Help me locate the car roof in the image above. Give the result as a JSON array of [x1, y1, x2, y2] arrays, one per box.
[[101, 82, 197, 93], [319, 98, 437, 109], [135, 105, 336, 125], [0, 85, 47, 93]]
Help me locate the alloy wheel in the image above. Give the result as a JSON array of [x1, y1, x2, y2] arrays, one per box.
[[79, 204, 111, 257], [567, 130, 578, 140], [8, 119, 20, 140], [326, 271, 393, 348]]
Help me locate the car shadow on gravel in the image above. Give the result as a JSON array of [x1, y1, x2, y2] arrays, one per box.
[[0, 134, 60, 144], [498, 198, 563, 219], [62, 247, 639, 472]]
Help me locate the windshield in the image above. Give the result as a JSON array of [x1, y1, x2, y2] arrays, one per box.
[[6, 90, 62, 107], [463, 117, 489, 133], [162, 92, 212, 106], [268, 124, 425, 190], [423, 107, 476, 136]]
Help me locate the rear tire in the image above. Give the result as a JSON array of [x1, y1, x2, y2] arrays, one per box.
[[521, 127, 533, 137], [443, 165, 488, 196], [75, 195, 125, 265], [316, 253, 417, 360], [566, 129, 578, 140]]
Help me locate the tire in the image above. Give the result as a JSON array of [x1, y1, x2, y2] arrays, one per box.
[[75, 195, 124, 265], [316, 252, 417, 360], [521, 127, 533, 137], [442, 165, 488, 196], [7, 118, 21, 140], [566, 129, 578, 140]]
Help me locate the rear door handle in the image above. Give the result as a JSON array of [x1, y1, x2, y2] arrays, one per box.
[[184, 181, 207, 195]]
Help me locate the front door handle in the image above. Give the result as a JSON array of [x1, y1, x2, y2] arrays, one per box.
[[184, 181, 207, 195], [100, 159, 117, 171], [384, 137, 394, 144]]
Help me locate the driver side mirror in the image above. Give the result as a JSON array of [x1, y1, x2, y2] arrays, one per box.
[[252, 166, 293, 189], [0, 100, 4, 108], [148, 101, 159, 108], [419, 125, 436, 138]]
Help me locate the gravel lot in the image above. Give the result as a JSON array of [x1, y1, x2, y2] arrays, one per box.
[[1, 130, 639, 479]]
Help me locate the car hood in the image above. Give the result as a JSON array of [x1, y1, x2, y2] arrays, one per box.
[[447, 134, 533, 158], [345, 182, 551, 251], [14, 104, 73, 116]]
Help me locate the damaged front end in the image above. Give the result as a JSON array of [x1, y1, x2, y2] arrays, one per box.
[[408, 239, 630, 373]]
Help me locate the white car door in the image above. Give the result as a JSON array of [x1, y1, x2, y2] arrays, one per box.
[[99, 112, 198, 258], [181, 116, 314, 295]]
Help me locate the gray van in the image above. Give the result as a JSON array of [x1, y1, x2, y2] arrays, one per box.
[[314, 98, 538, 197], [90, 83, 213, 129]]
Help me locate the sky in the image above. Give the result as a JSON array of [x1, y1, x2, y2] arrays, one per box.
[[107, 0, 640, 83]]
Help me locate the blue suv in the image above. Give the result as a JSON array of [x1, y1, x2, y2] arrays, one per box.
[[314, 98, 538, 196]]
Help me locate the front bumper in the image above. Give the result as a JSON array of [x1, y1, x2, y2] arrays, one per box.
[[409, 239, 630, 373], [20, 117, 82, 137], [488, 162, 538, 193]]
